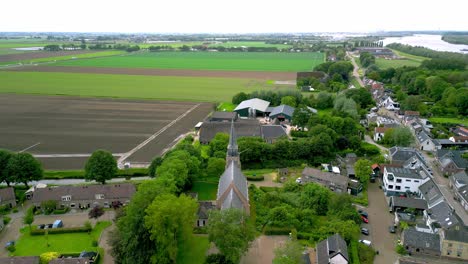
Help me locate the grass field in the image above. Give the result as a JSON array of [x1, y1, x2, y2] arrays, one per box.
[[375, 58, 421, 69], [429, 117, 468, 126], [217, 102, 236, 111], [0, 71, 291, 102], [54, 51, 324, 72], [0, 50, 127, 65], [14, 221, 111, 256], [177, 235, 210, 264], [191, 181, 218, 200]]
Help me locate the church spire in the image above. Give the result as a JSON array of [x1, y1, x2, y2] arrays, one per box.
[[227, 119, 238, 157]]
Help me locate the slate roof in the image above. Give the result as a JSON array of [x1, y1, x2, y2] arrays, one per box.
[[391, 197, 427, 210], [452, 126, 468, 137], [198, 201, 215, 219], [261, 125, 286, 139], [0, 256, 40, 264], [436, 150, 467, 169], [217, 161, 249, 211], [210, 111, 237, 121], [452, 171, 468, 188], [418, 179, 443, 207], [375, 127, 389, 133], [199, 119, 261, 143], [316, 234, 348, 264], [403, 227, 440, 252], [427, 201, 459, 228], [269, 105, 295, 118], [31, 184, 136, 203], [386, 167, 423, 179], [302, 167, 349, 189], [458, 185, 468, 202], [234, 98, 270, 112], [389, 147, 419, 164], [444, 229, 468, 243], [416, 131, 430, 144], [0, 187, 16, 202]]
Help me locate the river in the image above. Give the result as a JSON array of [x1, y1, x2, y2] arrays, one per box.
[[382, 34, 468, 54]]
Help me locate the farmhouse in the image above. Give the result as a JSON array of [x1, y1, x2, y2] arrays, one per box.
[[209, 111, 238, 122], [301, 167, 349, 193], [216, 122, 250, 215], [234, 98, 270, 118], [315, 234, 349, 264], [0, 187, 17, 208], [31, 184, 136, 209], [268, 104, 295, 122]]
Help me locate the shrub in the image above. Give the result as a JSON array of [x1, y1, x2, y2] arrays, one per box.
[[358, 243, 376, 264], [53, 207, 69, 214], [6, 244, 15, 253], [348, 240, 361, 264], [89, 206, 104, 219], [92, 240, 98, 247], [206, 253, 234, 264], [41, 200, 58, 214], [0, 205, 11, 215], [30, 226, 92, 236], [396, 244, 407, 255], [263, 226, 295, 235], [12, 208, 18, 213], [193, 226, 207, 234], [246, 175, 264, 181], [40, 252, 60, 264], [3, 216, 11, 225]]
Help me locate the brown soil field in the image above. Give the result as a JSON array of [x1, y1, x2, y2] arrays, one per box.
[[5, 65, 297, 80], [0, 94, 213, 170], [0, 50, 96, 63]]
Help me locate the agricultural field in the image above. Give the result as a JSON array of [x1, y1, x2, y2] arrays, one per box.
[[0, 50, 126, 65], [0, 94, 213, 169], [54, 51, 324, 72], [429, 117, 468, 127], [375, 58, 421, 69]]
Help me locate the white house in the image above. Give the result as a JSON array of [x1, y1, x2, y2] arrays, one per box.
[[383, 166, 430, 196], [381, 97, 400, 111], [416, 131, 437, 152], [374, 127, 389, 142]]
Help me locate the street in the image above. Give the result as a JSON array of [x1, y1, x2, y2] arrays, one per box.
[[346, 51, 365, 87]]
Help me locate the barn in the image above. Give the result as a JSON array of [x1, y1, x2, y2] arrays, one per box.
[[269, 104, 295, 122], [234, 98, 270, 118]]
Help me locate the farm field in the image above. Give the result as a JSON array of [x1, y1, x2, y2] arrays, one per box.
[[0, 94, 213, 169], [429, 117, 468, 126], [54, 51, 324, 72], [0, 71, 293, 101], [375, 58, 421, 69], [0, 50, 126, 65]]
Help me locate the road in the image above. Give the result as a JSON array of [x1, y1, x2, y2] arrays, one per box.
[[346, 51, 365, 87]]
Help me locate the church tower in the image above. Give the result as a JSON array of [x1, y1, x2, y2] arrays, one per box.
[[226, 120, 240, 168]]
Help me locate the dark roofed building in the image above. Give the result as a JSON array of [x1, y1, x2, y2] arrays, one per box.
[[269, 105, 295, 122], [402, 227, 441, 257], [199, 119, 261, 144], [389, 147, 421, 165], [31, 184, 136, 209], [261, 125, 287, 143], [209, 111, 238, 122], [450, 171, 468, 212], [302, 167, 349, 193], [424, 201, 459, 230], [0, 187, 17, 208], [436, 150, 467, 176], [196, 201, 215, 227], [316, 234, 349, 264], [0, 256, 40, 264], [418, 179, 444, 209], [390, 196, 427, 212], [441, 228, 468, 260]]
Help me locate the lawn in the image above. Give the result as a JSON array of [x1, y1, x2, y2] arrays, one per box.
[[177, 235, 210, 264], [0, 50, 127, 65], [13, 221, 111, 256], [429, 117, 468, 126], [191, 181, 218, 200], [217, 102, 236, 111], [375, 58, 421, 69], [54, 51, 324, 72], [0, 71, 292, 102]]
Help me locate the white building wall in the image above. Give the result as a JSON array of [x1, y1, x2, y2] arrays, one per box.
[[383, 167, 429, 196]]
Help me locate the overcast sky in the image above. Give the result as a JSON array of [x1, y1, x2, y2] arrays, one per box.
[[1, 0, 467, 33]]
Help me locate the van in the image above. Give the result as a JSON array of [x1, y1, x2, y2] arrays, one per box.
[[359, 239, 372, 246]]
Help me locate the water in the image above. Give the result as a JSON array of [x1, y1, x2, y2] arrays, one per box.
[[382, 34, 468, 54]]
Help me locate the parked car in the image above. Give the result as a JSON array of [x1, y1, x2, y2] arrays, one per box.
[[52, 220, 63, 228], [44, 224, 53, 229], [358, 210, 368, 218], [37, 224, 45, 229], [361, 228, 369, 235], [359, 239, 372, 246], [5, 241, 14, 248], [389, 226, 396, 233], [361, 215, 369, 223]]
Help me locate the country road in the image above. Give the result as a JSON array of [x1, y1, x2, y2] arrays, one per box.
[[346, 51, 365, 87]]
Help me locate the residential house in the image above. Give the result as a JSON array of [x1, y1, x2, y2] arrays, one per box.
[[383, 166, 429, 196], [404, 111, 420, 119], [301, 167, 349, 193], [0, 187, 17, 208], [436, 150, 467, 176], [376, 116, 399, 128], [374, 127, 389, 142], [381, 97, 400, 111], [434, 138, 468, 150], [315, 234, 349, 264], [452, 126, 468, 137], [260, 125, 287, 143], [268, 104, 295, 122], [424, 201, 459, 231], [450, 171, 468, 211], [389, 147, 427, 166], [419, 179, 444, 209], [402, 227, 441, 257], [449, 136, 468, 143], [31, 184, 136, 209], [440, 228, 468, 260], [209, 111, 238, 122], [348, 179, 363, 196], [233, 98, 270, 117], [0, 256, 40, 264], [216, 121, 250, 215], [416, 131, 437, 152]]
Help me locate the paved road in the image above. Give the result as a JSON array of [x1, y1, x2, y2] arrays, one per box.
[[346, 51, 365, 87]]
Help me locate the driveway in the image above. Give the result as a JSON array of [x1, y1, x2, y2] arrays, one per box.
[[241, 235, 288, 264], [0, 218, 24, 257], [362, 181, 399, 264]]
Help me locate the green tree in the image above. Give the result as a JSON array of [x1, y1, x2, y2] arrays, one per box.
[[6, 153, 43, 187], [315, 92, 334, 109], [148, 156, 163, 177], [273, 240, 303, 264], [156, 158, 189, 192], [144, 194, 198, 264], [207, 209, 256, 264], [383, 127, 414, 147], [85, 150, 117, 184], [0, 149, 13, 186], [207, 157, 226, 177], [292, 107, 312, 129], [354, 159, 373, 187], [23, 207, 34, 229], [232, 92, 249, 104], [281, 96, 297, 107], [41, 200, 58, 214], [300, 183, 330, 215], [209, 133, 229, 156]]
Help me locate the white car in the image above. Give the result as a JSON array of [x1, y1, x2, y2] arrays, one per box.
[[359, 239, 372, 246], [295, 178, 302, 184]]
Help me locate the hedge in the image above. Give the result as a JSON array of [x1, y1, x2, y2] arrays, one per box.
[[193, 226, 208, 234], [348, 240, 361, 264], [53, 208, 70, 214], [246, 175, 264, 181], [43, 168, 148, 179], [30, 226, 92, 236], [263, 226, 295, 235]]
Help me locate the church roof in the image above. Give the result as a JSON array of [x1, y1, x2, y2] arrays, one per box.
[[217, 161, 249, 211]]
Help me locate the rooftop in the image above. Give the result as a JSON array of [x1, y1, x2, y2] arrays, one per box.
[[302, 167, 349, 188], [261, 125, 287, 139], [269, 104, 295, 118], [444, 228, 468, 243], [234, 98, 270, 112], [427, 201, 459, 229], [403, 227, 440, 252], [31, 184, 136, 203], [385, 167, 423, 179], [391, 197, 427, 210]]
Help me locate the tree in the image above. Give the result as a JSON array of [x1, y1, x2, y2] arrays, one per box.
[[207, 209, 255, 264], [40, 252, 60, 264], [354, 159, 373, 187], [6, 152, 43, 187], [156, 158, 189, 192], [23, 207, 34, 229], [89, 206, 105, 219], [291, 107, 312, 129], [206, 254, 234, 264], [280, 96, 297, 107], [315, 92, 334, 109], [144, 194, 198, 264], [383, 127, 414, 147], [0, 149, 13, 186], [207, 157, 226, 177], [232, 92, 249, 104], [273, 240, 303, 264], [148, 156, 163, 177], [85, 150, 117, 184], [299, 183, 330, 215]]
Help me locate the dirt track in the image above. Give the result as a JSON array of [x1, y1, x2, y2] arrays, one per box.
[[4, 65, 297, 80], [0, 50, 96, 63]]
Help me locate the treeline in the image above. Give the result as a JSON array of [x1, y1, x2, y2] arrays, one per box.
[[354, 41, 383, 47], [360, 52, 375, 68], [0, 150, 43, 187], [297, 61, 354, 93], [88, 43, 140, 52], [441, 34, 468, 45], [387, 43, 468, 64], [148, 44, 282, 52]]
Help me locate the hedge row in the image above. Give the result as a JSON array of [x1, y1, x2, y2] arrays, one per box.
[[246, 175, 264, 181], [263, 226, 295, 235], [43, 168, 148, 179], [30, 226, 91, 236]]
